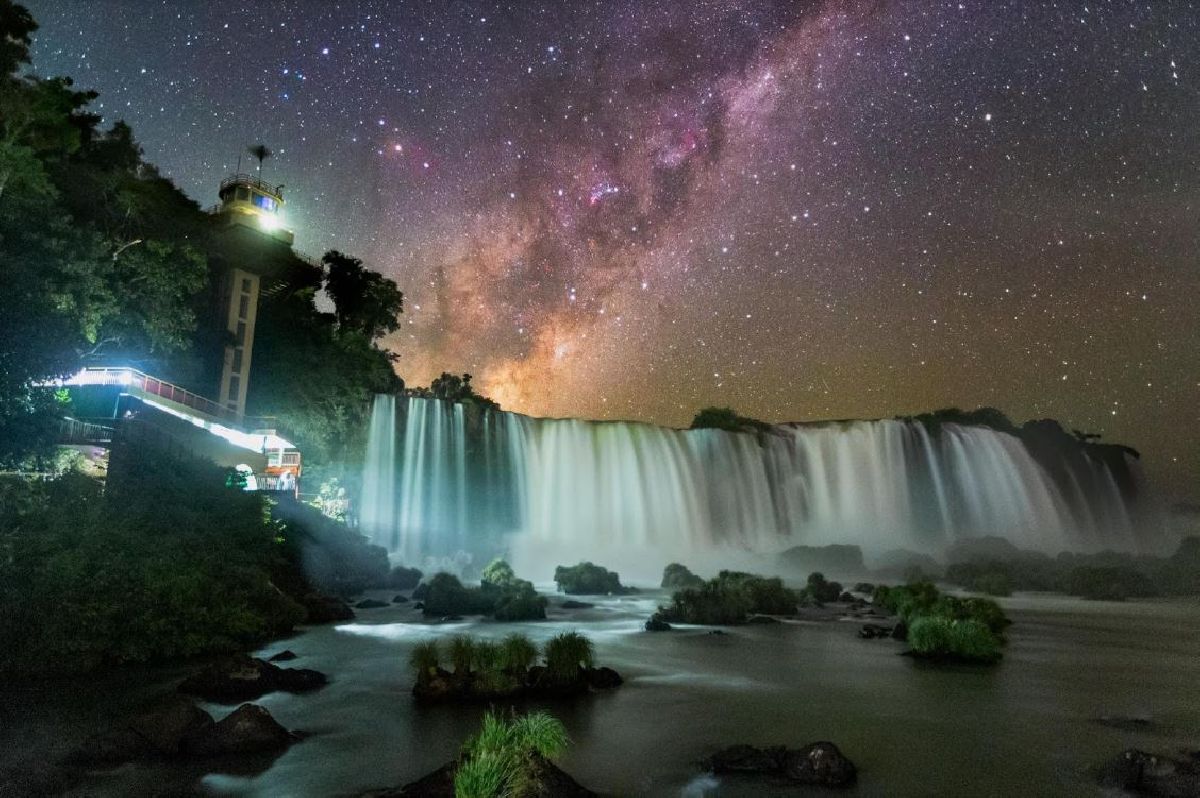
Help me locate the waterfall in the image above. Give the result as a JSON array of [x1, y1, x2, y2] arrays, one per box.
[[359, 396, 1153, 573]]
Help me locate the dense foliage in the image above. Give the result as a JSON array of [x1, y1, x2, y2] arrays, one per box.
[[454, 710, 571, 798], [420, 566, 547, 621], [661, 562, 705, 590], [873, 581, 1010, 663], [689, 406, 773, 434], [659, 570, 798, 625], [553, 561, 632, 595], [801, 572, 844, 604]]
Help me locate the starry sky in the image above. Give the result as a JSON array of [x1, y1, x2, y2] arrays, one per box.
[[26, 1, 1200, 501]]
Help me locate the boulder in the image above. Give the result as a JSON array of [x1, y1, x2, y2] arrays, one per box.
[[268, 650, 298, 662], [375, 753, 598, 797], [746, 615, 780, 625], [412, 602, 425, 610], [303, 592, 355, 623], [645, 615, 672, 632], [437, 615, 463, 623], [355, 598, 389, 609], [781, 742, 857, 786], [184, 704, 295, 757], [585, 666, 623, 689], [838, 591, 855, 603], [68, 727, 154, 767], [392, 595, 410, 603], [561, 600, 595, 609], [707, 744, 785, 774], [128, 696, 215, 755], [858, 623, 893, 639], [179, 654, 327, 702], [1095, 748, 1200, 796]]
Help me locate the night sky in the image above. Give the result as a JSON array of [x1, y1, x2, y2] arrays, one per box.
[[26, 1, 1200, 501]]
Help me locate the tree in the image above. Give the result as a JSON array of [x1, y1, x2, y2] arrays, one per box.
[[246, 142, 272, 174], [322, 250, 403, 340]]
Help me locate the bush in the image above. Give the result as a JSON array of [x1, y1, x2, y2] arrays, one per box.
[[543, 632, 594, 681], [421, 572, 493, 616], [689, 407, 773, 434], [661, 570, 797, 624], [554, 562, 630, 595], [409, 640, 440, 682], [492, 581, 547, 621], [499, 633, 538, 672], [481, 558, 518, 590], [661, 563, 705, 590], [449, 635, 477, 675], [456, 710, 570, 797], [803, 572, 843, 603], [908, 616, 1001, 663]]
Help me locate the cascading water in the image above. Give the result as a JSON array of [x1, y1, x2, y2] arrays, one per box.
[[360, 396, 1153, 574]]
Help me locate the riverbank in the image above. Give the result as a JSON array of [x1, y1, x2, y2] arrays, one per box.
[[2, 586, 1197, 796]]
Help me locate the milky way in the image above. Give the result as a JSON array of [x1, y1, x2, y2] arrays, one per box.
[[26, 1, 1200, 500]]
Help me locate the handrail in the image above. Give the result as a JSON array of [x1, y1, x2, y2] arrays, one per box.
[[220, 173, 285, 198]]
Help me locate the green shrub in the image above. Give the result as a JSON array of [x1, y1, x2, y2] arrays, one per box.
[[481, 558, 518, 589], [553, 562, 630, 595], [421, 572, 493, 616], [453, 750, 513, 798], [499, 633, 538, 672], [409, 640, 440, 681], [457, 710, 570, 797], [908, 616, 1001, 663], [803, 572, 843, 603], [471, 639, 501, 673], [543, 631, 594, 681], [661, 563, 705, 590], [662, 570, 797, 624], [492, 581, 547, 621], [449, 635, 477, 675]]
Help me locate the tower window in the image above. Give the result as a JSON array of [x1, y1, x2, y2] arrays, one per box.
[[232, 347, 243, 372], [252, 193, 277, 213], [227, 375, 241, 401], [238, 294, 249, 319], [241, 278, 252, 294], [236, 321, 246, 345]]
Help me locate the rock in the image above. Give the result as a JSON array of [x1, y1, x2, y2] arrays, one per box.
[[303, 592, 355, 623], [355, 598, 389, 609], [392, 595, 409, 603], [858, 623, 893, 639], [184, 703, 295, 757], [128, 696, 215, 755], [708, 629, 728, 636], [707, 744, 785, 774], [781, 742, 857, 786], [67, 727, 153, 767], [378, 753, 598, 797], [437, 614, 463, 623], [179, 654, 327, 702], [838, 591, 855, 603], [645, 615, 672, 631], [268, 650, 298, 662], [705, 742, 856, 787], [412, 602, 425, 610], [1095, 748, 1200, 796], [1093, 715, 1155, 732], [746, 615, 780, 625], [891, 621, 908, 641], [586, 666, 623, 689], [561, 600, 595, 609]]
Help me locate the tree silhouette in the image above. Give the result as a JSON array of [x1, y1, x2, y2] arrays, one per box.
[[246, 142, 272, 175]]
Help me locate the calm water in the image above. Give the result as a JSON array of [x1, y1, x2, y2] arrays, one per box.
[[3, 589, 1199, 797]]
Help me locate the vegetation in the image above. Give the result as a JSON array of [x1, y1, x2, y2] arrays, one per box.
[[801, 572, 844, 604], [872, 581, 1010, 663], [907, 617, 1002, 664], [421, 568, 547, 621], [659, 570, 798, 625], [409, 631, 617, 703], [543, 632, 594, 681], [454, 710, 571, 798], [553, 561, 632, 595], [661, 562, 705, 590], [387, 564, 423, 590], [405, 372, 499, 411], [689, 406, 773, 434]]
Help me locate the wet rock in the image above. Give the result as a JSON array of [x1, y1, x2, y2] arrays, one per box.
[[412, 602, 425, 610], [302, 592, 355, 624], [179, 654, 327, 702], [746, 615, 780, 625], [858, 623, 894, 639], [1095, 748, 1200, 796], [891, 621, 908, 641], [585, 666, 623, 689], [128, 696, 215, 755], [437, 615, 463, 623], [184, 704, 296, 757], [705, 742, 856, 787], [369, 753, 598, 797], [645, 615, 672, 632], [355, 598, 389, 609], [392, 595, 409, 603], [781, 742, 857, 786], [708, 629, 729, 636], [707, 744, 786, 774], [268, 650, 298, 662], [561, 600, 595, 609]]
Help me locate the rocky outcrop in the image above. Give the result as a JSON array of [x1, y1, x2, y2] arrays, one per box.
[[560, 600, 595, 609], [412, 666, 622, 704], [179, 654, 327, 702], [183, 703, 296, 756], [705, 742, 856, 787], [355, 598, 389, 609], [1095, 748, 1200, 797], [302, 592, 355, 623], [645, 614, 672, 631], [858, 623, 894, 639], [268, 649, 298, 662], [357, 753, 598, 797]]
